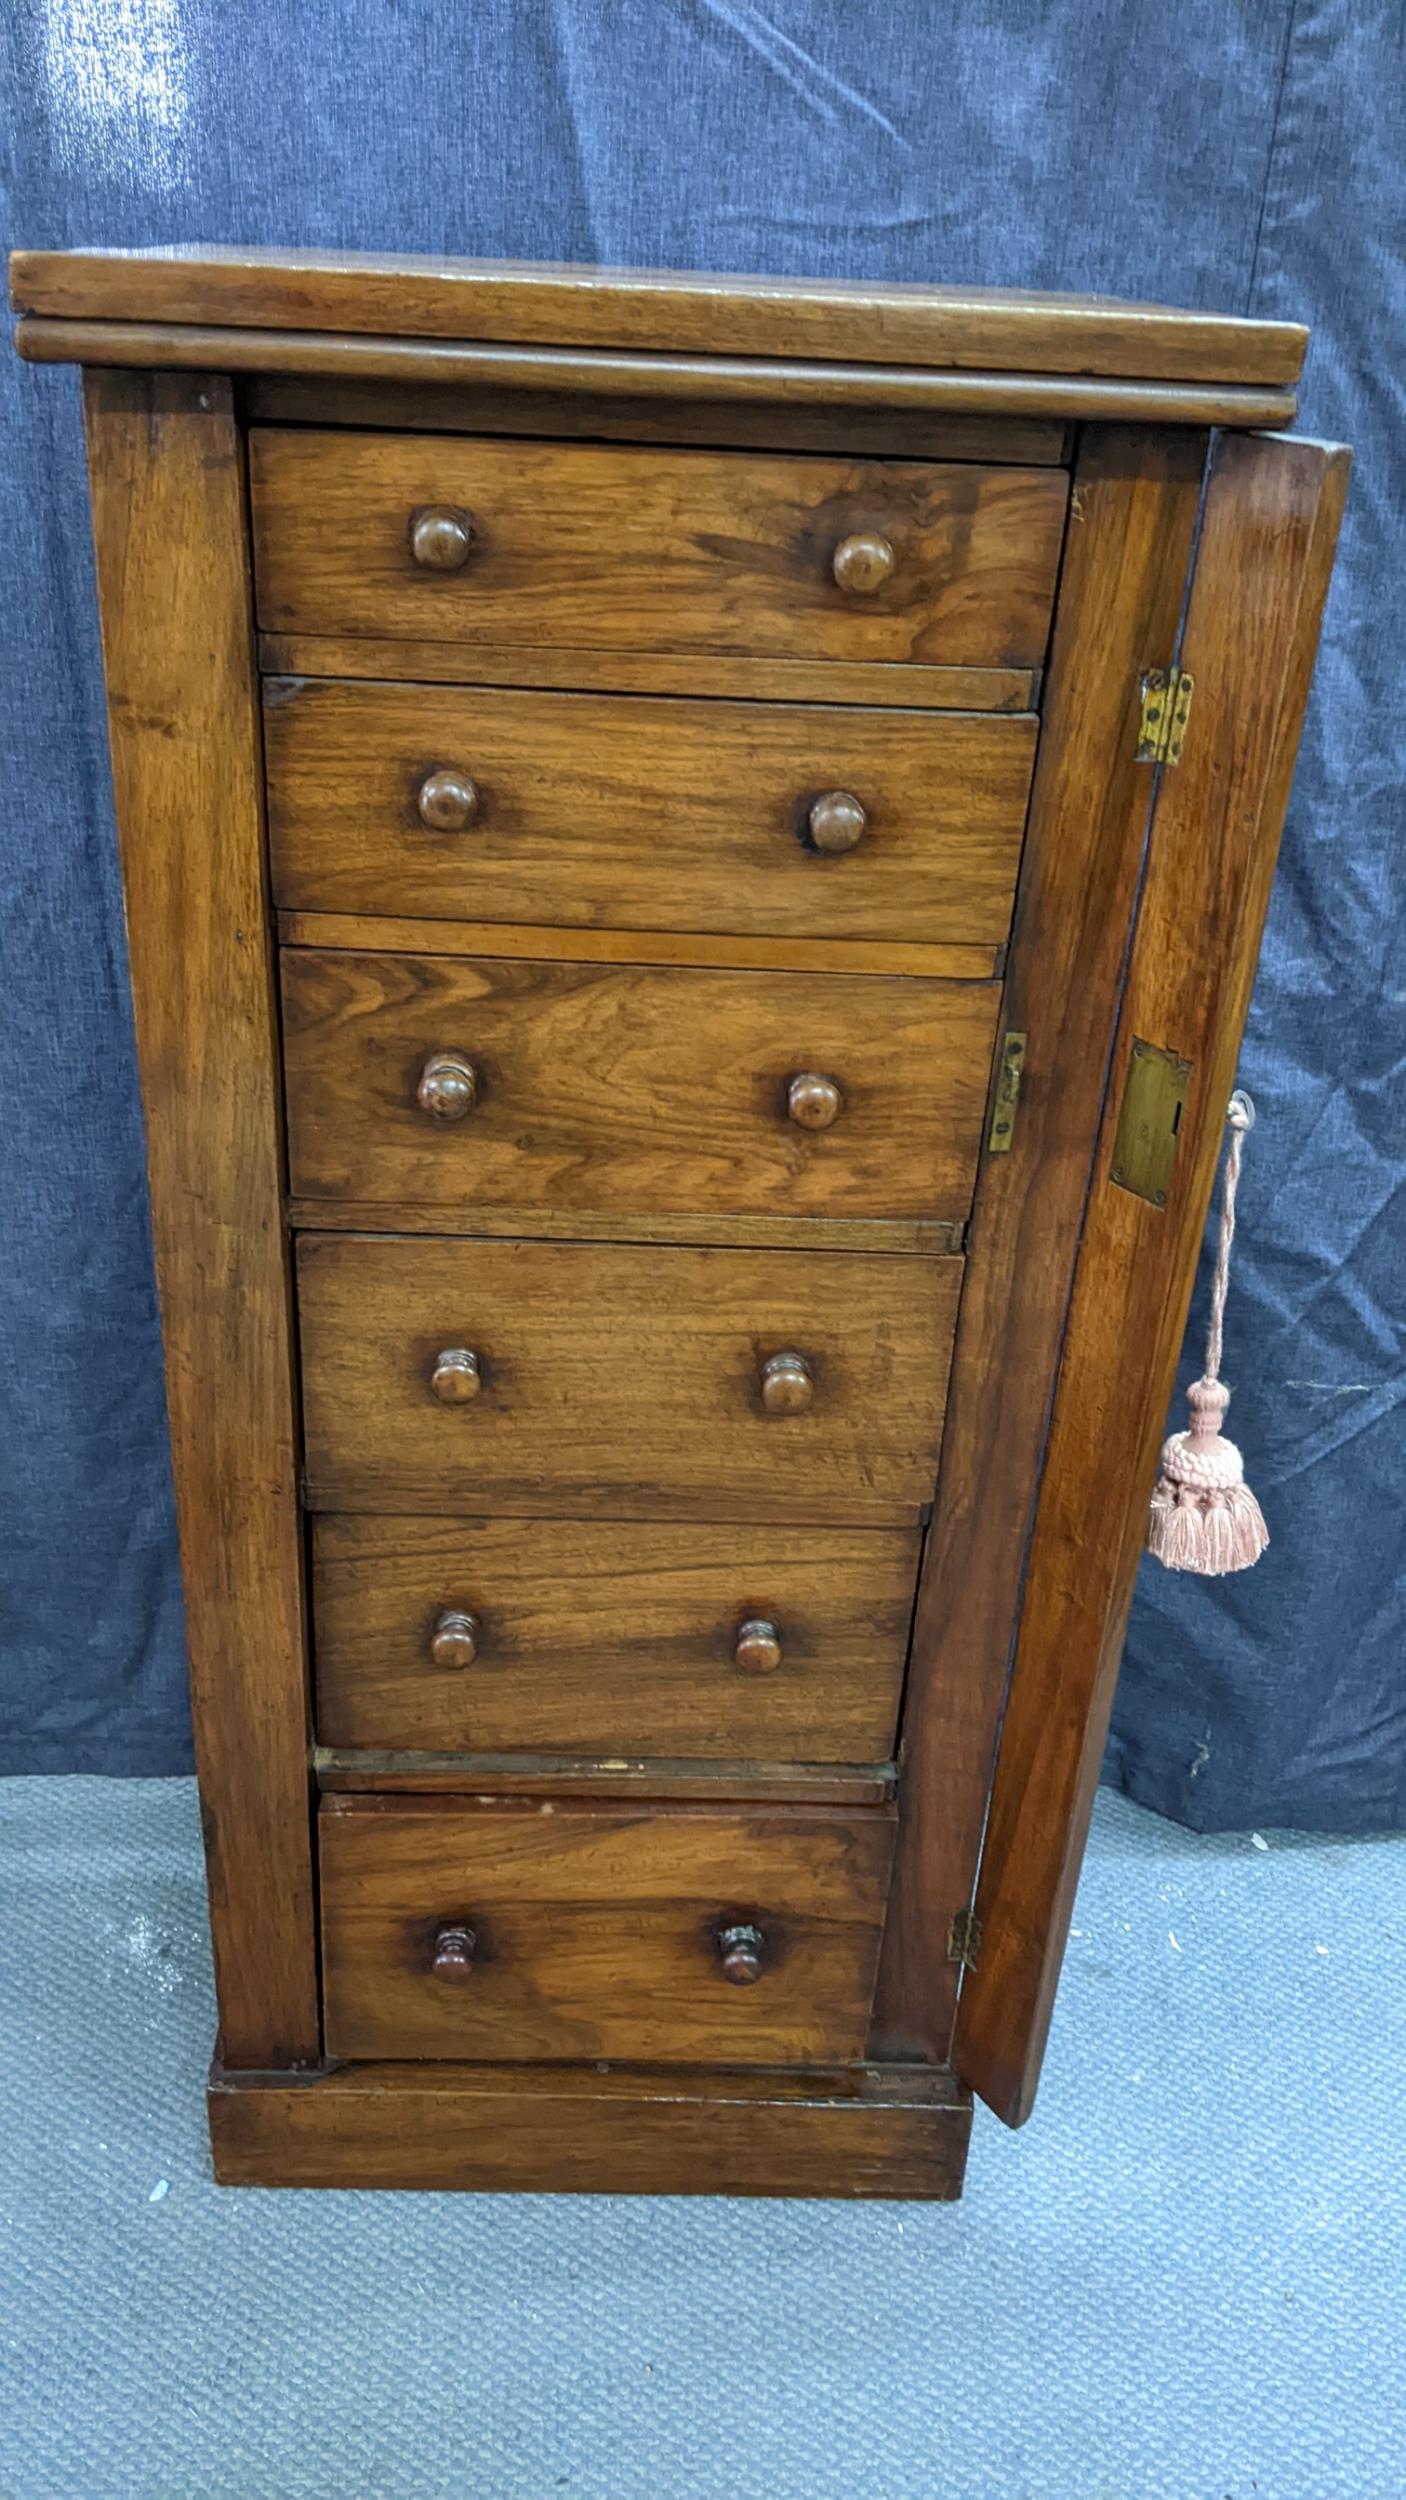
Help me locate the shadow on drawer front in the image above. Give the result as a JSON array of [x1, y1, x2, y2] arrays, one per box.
[[296, 1233, 960, 1523], [250, 429, 1068, 668], [312, 1514, 921, 1760], [319, 1798, 895, 2064], [282, 949, 999, 1225]]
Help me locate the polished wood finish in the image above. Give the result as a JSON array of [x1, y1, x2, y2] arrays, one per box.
[[408, 506, 472, 570], [428, 1347, 482, 1404], [18, 247, 1341, 2198], [250, 431, 1068, 667], [759, 1351, 815, 1416], [428, 1608, 480, 1669], [787, 1073, 845, 1131], [264, 679, 1035, 945], [734, 1619, 784, 1676], [807, 790, 868, 854], [12, 247, 1307, 385], [289, 1196, 958, 1256], [281, 949, 999, 1224], [312, 1513, 917, 1760], [431, 1922, 477, 1978], [718, 1923, 766, 1984], [296, 1233, 961, 1523], [415, 765, 479, 830], [208, 2057, 972, 2198], [280, 908, 999, 984], [262, 633, 1038, 713], [831, 529, 895, 594], [955, 433, 1350, 2128], [17, 317, 1301, 428], [314, 1753, 895, 1806], [243, 372, 1071, 464], [414, 1049, 479, 1122], [871, 426, 1208, 2064], [319, 1797, 895, 2064], [81, 371, 318, 2071]]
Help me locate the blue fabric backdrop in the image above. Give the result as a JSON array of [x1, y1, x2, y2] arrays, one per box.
[[2, 1, 1402, 1827]]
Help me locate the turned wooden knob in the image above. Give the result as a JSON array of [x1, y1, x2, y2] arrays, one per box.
[[759, 1351, 813, 1415], [431, 1922, 477, 1978], [430, 1347, 482, 1403], [416, 1051, 479, 1122], [430, 1609, 480, 1668], [409, 505, 474, 571], [734, 1618, 783, 1675], [717, 1921, 766, 1985], [831, 530, 895, 595], [416, 768, 480, 832], [787, 1071, 844, 1131], [807, 790, 868, 854]]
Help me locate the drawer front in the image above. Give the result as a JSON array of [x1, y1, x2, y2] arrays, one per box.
[[282, 950, 999, 1224], [265, 679, 1036, 947], [313, 1515, 920, 1760], [319, 1799, 895, 2062], [250, 430, 1067, 668], [296, 1234, 960, 1521]]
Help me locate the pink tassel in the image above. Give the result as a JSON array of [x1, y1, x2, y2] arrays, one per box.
[[1147, 1091, 1269, 1577]]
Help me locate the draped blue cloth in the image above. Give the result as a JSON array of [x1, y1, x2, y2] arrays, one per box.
[[2, 1, 1401, 1826]]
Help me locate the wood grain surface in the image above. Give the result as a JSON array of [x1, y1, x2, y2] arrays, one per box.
[[11, 245, 1307, 385], [82, 371, 318, 2068], [208, 2056, 972, 2197], [319, 1796, 895, 2064], [278, 910, 998, 983], [264, 677, 1035, 943], [259, 632, 1037, 712], [280, 949, 999, 1223], [296, 1232, 961, 1521], [250, 429, 1068, 666], [954, 432, 1350, 2128], [244, 371, 1071, 462], [312, 1513, 918, 1758], [870, 425, 1210, 2062]]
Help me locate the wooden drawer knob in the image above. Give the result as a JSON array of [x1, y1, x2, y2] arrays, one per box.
[[416, 1051, 479, 1123], [431, 1922, 478, 1978], [807, 790, 868, 854], [734, 1618, 783, 1675], [717, 1921, 766, 1985], [417, 768, 480, 832], [430, 1347, 482, 1403], [430, 1609, 480, 1668], [787, 1071, 844, 1131], [759, 1351, 813, 1415], [409, 505, 474, 571], [831, 530, 894, 595]]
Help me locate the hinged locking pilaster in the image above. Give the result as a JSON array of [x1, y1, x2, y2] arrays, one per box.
[[1136, 667, 1195, 765]]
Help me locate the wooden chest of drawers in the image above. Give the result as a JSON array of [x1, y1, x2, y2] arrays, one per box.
[[11, 246, 1346, 2197]]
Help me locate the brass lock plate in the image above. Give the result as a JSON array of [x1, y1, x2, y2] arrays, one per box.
[[1110, 1039, 1193, 1208]]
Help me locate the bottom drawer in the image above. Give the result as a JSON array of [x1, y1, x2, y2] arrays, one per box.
[[320, 1797, 894, 2064]]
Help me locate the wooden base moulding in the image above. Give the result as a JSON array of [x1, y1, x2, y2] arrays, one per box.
[[208, 2056, 973, 2197]]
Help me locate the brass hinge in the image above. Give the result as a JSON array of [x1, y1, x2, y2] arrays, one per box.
[[986, 1030, 1027, 1154], [947, 1907, 983, 1970], [1136, 667, 1194, 766]]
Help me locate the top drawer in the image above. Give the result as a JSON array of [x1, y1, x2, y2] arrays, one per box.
[[249, 431, 1068, 670]]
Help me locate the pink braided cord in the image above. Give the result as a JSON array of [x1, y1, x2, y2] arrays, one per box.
[[1204, 1091, 1254, 1383]]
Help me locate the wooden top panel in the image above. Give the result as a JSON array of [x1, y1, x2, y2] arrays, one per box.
[[10, 246, 1306, 387]]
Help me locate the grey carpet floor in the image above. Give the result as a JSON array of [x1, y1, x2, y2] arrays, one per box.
[[2, 1777, 1402, 2500]]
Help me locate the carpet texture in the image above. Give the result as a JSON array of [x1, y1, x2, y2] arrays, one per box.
[[2, 1779, 1401, 2500]]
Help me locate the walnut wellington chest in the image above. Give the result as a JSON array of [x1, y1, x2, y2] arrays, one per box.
[[11, 247, 1346, 2195]]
